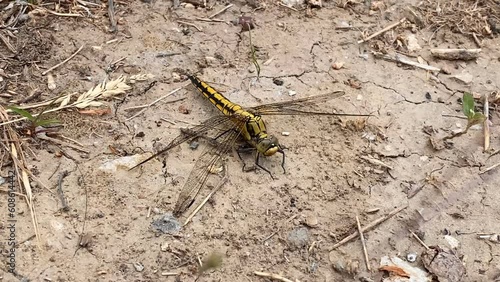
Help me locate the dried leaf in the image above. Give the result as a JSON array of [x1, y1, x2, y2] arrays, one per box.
[[79, 107, 111, 116], [379, 265, 410, 277]]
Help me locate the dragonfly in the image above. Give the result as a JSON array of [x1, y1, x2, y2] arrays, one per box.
[[132, 75, 369, 216]]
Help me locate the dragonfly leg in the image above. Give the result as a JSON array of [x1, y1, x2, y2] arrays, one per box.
[[255, 152, 275, 180], [236, 145, 256, 172], [278, 148, 286, 174]]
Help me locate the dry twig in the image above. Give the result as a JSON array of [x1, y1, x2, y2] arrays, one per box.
[[430, 48, 481, 61], [254, 271, 298, 282], [483, 93, 490, 151], [183, 176, 228, 226], [373, 52, 441, 72], [479, 162, 500, 175], [330, 205, 408, 250], [42, 45, 84, 75], [356, 216, 371, 271], [208, 4, 233, 19], [125, 84, 187, 121], [410, 230, 430, 250], [358, 18, 407, 44]]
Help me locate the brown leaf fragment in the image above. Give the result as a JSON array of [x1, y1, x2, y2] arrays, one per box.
[[379, 265, 410, 278]]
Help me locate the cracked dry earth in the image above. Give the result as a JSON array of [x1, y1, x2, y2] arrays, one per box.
[[1, 1, 500, 281]]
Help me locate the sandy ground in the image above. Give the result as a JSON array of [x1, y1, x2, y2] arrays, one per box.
[[1, 0, 500, 281]]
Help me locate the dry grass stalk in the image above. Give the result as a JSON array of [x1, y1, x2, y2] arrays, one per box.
[[1, 74, 153, 126], [0, 108, 41, 248]]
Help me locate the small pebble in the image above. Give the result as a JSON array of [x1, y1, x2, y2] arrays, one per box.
[[305, 215, 318, 227], [273, 78, 284, 86], [356, 94, 363, 101], [160, 242, 169, 252], [189, 141, 199, 150], [133, 262, 144, 272], [281, 132, 290, 136], [288, 90, 296, 96], [420, 155, 429, 162], [184, 3, 194, 8], [407, 252, 417, 262]]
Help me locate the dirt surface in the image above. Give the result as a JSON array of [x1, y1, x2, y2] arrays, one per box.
[[1, 0, 500, 281]]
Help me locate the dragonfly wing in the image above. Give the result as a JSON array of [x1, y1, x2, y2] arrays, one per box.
[[173, 115, 247, 216], [130, 115, 234, 170], [247, 91, 368, 116]]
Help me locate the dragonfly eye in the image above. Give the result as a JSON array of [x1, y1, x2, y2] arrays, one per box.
[[258, 136, 280, 156]]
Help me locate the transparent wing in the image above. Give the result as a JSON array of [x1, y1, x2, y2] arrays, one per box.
[[173, 114, 248, 216], [248, 91, 369, 116], [130, 115, 235, 170]]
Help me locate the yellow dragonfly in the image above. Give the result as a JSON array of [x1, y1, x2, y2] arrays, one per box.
[[132, 75, 369, 216]]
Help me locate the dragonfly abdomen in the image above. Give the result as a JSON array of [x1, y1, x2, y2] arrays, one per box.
[[188, 75, 246, 117]]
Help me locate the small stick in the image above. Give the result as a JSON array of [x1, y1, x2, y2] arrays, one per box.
[[183, 176, 228, 226], [442, 114, 468, 120], [195, 17, 226, 22], [208, 4, 233, 19], [108, 0, 117, 32], [278, 2, 298, 12], [125, 85, 187, 121], [430, 48, 481, 61], [45, 10, 83, 17], [472, 33, 482, 47], [42, 45, 84, 75], [358, 18, 406, 44], [36, 133, 89, 153], [329, 205, 407, 250], [410, 230, 430, 250], [479, 162, 500, 175], [373, 52, 441, 72], [360, 156, 393, 170], [254, 271, 297, 282], [161, 272, 178, 276], [356, 216, 371, 271], [177, 20, 202, 31], [57, 171, 70, 212], [483, 93, 490, 151]]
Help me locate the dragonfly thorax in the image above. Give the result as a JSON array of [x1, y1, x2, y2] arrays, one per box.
[[256, 135, 281, 156]]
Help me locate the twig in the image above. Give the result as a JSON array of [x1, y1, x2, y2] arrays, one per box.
[[442, 114, 468, 119], [373, 51, 441, 72], [177, 20, 202, 31], [430, 48, 481, 61], [329, 205, 408, 250], [208, 4, 233, 19], [360, 156, 393, 170], [358, 18, 406, 44], [254, 271, 297, 282], [472, 33, 482, 47], [36, 133, 89, 153], [108, 0, 117, 32], [125, 85, 187, 121], [278, 2, 298, 12], [483, 93, 490, 151], [45, 10, 83, 17], [356, 216, 371, 271], [479, 162, 500, 175], [42, 45, 84, 75], [161, 272, 179, 276], [410, 230, 430, 250], [196, 17, 226, 22], [183, 176, 228, 226], [57, 171, 70, 212]]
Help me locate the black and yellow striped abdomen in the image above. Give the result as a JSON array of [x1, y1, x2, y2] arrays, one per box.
[[188, 75, 247, 117]]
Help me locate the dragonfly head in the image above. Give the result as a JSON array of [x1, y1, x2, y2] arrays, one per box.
[[257, 135, 282, 156]]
